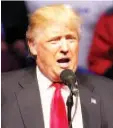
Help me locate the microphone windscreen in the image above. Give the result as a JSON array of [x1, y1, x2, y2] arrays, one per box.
[[60, 69, 76, 86]]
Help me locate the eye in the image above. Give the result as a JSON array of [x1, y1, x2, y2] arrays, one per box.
[[66, 37, 76, 44], [50, 40, 59, 44], [47, 36, 61, 42], [69, 39, 76, 43]]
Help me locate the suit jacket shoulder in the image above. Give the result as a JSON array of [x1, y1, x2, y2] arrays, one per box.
[[1, 67, 36, 105], [85, 73, 113, 96], [78, 72, 113, 128], [1, 66, 45, 128], [2, 69, 23, 105]]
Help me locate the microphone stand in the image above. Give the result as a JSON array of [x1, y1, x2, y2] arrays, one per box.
[[66, 81, 79, 128], [66, 92, 73, 128]]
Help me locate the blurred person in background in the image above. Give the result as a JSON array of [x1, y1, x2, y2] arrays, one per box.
[[1, 1, 33, 70], [2, 4, 113, 128], [1, 24, 21, 72], [88, 7, 113, 80]]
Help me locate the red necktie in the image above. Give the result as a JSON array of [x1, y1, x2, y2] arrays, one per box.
[[50, 83, 68, 128]]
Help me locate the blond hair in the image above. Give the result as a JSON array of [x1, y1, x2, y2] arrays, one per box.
[[26, 4, 82, 42]]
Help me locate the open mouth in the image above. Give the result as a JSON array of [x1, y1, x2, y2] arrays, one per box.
[[57, 58, 70, 68], [57, 58, 70, 63]]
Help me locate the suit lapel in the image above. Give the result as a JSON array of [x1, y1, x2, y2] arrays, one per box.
[[16, 67, 45, 128], [76, 71, 101, 128]]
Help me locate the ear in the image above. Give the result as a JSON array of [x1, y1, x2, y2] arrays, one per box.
[[28, 41, 37, 56]]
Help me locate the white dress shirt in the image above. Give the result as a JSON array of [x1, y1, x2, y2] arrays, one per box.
[[36, 66, 83, 128]]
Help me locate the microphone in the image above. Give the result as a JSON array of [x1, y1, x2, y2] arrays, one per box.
[[60, 69, 79, 128], [60, 69, 78, 96]]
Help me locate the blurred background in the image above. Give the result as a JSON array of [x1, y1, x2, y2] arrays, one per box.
[[1, 1, 113, 80]]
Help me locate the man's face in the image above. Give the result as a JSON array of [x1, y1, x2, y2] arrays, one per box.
[[30, 25, 79, 82]]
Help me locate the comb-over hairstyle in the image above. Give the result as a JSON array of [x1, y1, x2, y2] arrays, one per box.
[[26, 4, 82, 41]]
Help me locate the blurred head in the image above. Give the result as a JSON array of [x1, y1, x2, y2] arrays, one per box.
[[26, 4, 82, 82]]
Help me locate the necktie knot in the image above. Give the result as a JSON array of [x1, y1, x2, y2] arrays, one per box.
[[52, 82, 64, 90]]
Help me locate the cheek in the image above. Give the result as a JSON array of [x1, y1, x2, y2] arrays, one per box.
[[71, 44, 79, 68], [72, 43, 79, 56], [37, 44, 55, 64], [37, 44, 47, 63]]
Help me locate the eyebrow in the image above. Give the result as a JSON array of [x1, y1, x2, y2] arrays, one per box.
[[65, 34, 77, 39], [47, 34, 77, 42]]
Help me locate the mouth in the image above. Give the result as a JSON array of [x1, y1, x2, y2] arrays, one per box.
[[57, 58, 70, 68]]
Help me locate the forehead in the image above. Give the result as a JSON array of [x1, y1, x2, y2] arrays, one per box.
[[35, 23, 78, 42]]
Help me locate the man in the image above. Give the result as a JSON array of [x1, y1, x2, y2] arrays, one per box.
[[2, 4, 113, 128]]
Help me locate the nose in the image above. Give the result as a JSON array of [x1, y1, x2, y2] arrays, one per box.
[[60, 38, 69, 54]]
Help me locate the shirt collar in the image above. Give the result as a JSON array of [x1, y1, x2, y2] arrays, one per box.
[[36, 66, 70, 92], [36, 66, 52, 90]]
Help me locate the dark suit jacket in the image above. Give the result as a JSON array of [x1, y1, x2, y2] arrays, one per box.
[[1, 66, 113, 128]]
